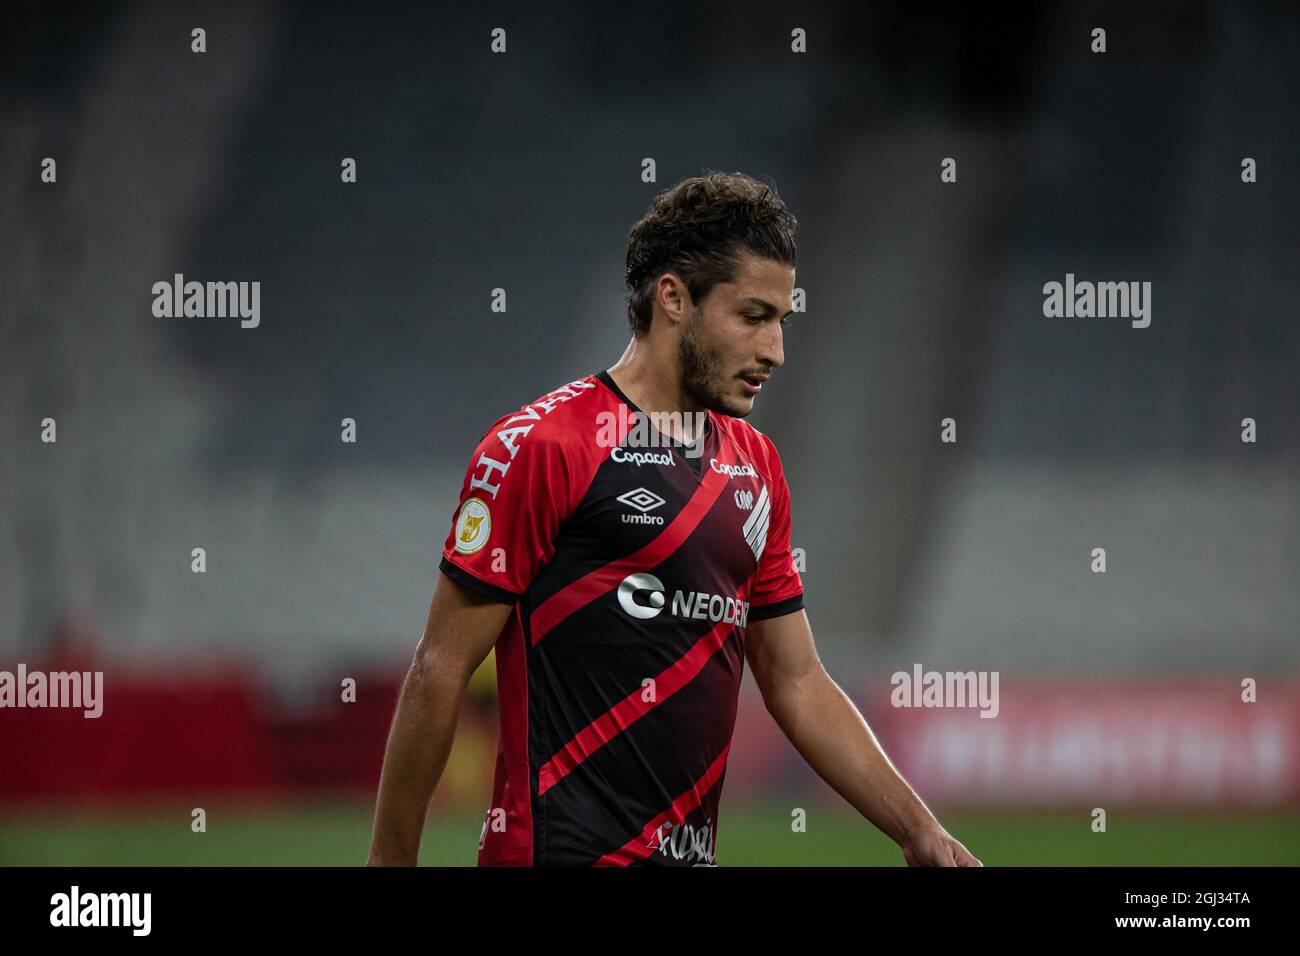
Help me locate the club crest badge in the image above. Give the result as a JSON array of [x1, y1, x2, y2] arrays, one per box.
[[454, 497, 491, 554]]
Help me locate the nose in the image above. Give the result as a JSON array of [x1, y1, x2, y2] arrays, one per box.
[[758, 321, 784, 370]]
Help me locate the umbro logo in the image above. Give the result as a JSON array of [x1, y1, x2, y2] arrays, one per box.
[[617, 487, 664, 513], [617, 488, 666, 526]]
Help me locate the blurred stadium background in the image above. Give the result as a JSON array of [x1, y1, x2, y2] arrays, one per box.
[[2, 0, 1298, 865]]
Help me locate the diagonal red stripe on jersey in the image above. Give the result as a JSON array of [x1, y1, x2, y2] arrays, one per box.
[[537, 615, 737, 797], [529, 453, 734, 644], [593, 741, 732, 867]]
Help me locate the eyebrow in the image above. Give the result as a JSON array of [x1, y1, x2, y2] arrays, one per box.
[[741, 296, 795, 319]]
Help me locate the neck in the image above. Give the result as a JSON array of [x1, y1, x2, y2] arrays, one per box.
[[606, 336, 707, 443]]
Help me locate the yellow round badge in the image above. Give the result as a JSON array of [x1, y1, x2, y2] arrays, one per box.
[[454, 497, 491, 554]]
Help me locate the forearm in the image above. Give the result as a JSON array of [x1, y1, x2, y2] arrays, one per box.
[[367, 649, 470, 865], [766, 666, 937, 845]]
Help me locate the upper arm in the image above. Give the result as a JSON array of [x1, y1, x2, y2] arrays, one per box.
[[745, 434, 816, 703], [744, 608, 821, 706], [748, 435, 804, 617], [415, 569, 514, 681], [423, 410, 575, 678], [439, 418, 573, 598]]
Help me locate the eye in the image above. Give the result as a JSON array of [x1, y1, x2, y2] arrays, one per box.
[[744, 313, 764, 323]]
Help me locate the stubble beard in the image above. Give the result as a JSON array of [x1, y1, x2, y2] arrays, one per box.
[[678, 307, 749, 418]]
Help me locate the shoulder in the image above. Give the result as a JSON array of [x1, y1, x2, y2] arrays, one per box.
[[473, 374, 613, 455], [478, 374, 608, 442], [711, 413, 786, 475]]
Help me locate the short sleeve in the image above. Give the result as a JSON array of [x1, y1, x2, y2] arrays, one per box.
[[440, 420, 570, 602], [748, 438, 804, 621]]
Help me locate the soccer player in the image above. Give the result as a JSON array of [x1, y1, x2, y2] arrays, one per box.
[[368, 172, 981, 867]]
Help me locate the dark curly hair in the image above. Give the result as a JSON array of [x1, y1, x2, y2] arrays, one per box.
[[624, 171, 798, 336]]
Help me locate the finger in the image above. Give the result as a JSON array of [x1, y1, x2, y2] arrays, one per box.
[[955, 845, 983, 867]]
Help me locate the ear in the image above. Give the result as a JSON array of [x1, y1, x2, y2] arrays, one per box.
[[654, 272, 691, 329]]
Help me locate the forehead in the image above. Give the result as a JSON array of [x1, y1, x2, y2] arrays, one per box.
[[723, 253, 795, 301]]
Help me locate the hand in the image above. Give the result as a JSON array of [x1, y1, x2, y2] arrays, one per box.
[[900, 824, 983, 867]]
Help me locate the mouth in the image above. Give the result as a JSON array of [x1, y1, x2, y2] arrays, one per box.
[[738, 372, 769, 396]]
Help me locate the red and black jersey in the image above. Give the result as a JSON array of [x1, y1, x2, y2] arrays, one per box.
[[439, 370, 803, 866]]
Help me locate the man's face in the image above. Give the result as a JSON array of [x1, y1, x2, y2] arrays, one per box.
[[678, 253, 794, 418]]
